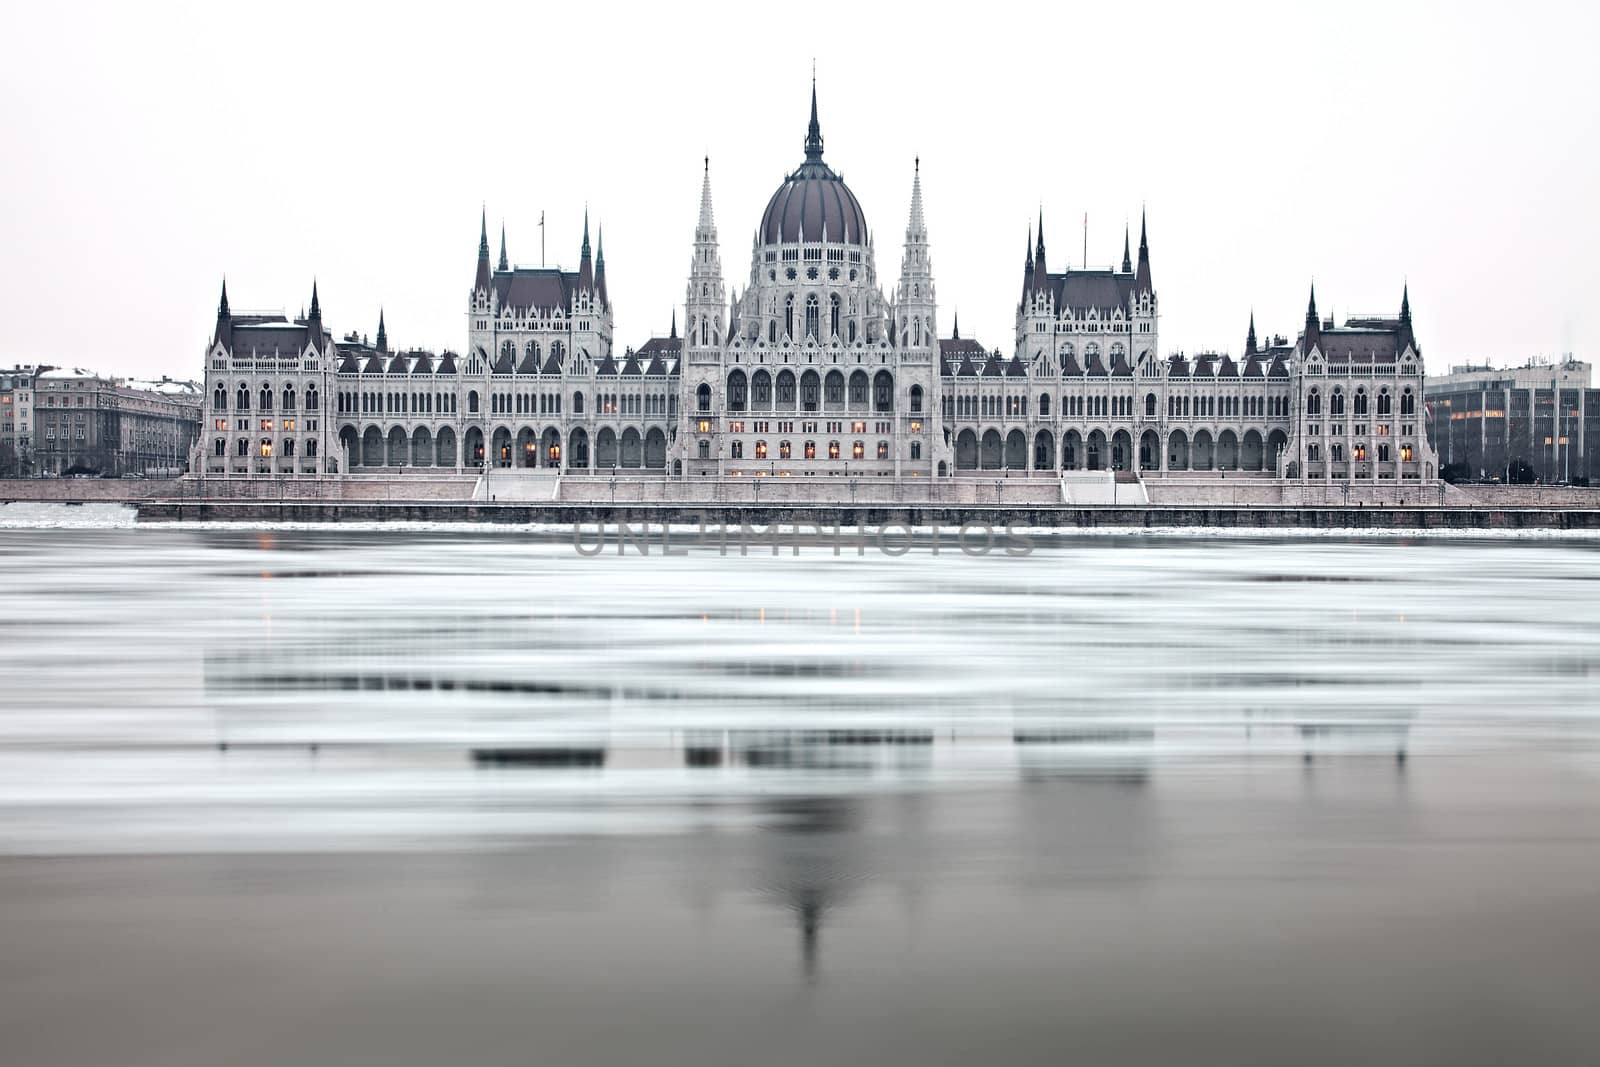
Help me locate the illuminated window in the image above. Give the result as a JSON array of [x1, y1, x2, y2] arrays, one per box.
[[910, 420, 922, 433], [876, 440, 889, 459], [852, 420, 866, 433], [698, 419, 711, 433], [1400, 445, 1413, 462], [805, 440, 816, 459], [828, 440, 840, 459], [259, 439, 272, 457], [755, 440, 768, 460], [852, 441, 864, 460], [779, 440, 791, 459]]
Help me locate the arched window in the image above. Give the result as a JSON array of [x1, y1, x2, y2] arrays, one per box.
[[755, 440, 768, 460], [1330, 389, 1345, 416], [780, 440, 792, 459], [236, 437, 248, 456], [852, 440, 865, 460], [769, 319, 777, 343], [282, 385, 295, 410], [805, 440, 816, 459], [259, 385, 273, 411], [284, 438, 296, 457], [468, 390, 480, 413], [830, 294, 841, 339], [1377, 389, 1392, 415], [805, 294, 820, 340], [848, 320, 857, 343], [236, 384, 250, 411], [1307, 388, 1321, 416], [1145, 393, 1157, 418], [305, 385, 318, 411], [573, 391, 584, 414], [731, 441, 743, 459], [828, 440, 841, 460], [1039, 394, 1051, 417], [910, 385, 924, 413], [306, 438, 317, 458], [877, 440, 889, 459], [213, 437, 225, 456], [1401, 388, 1416, 416], [1354, 388, 1369, 416], [697, 383, 711, 412], [213, 383, 227, 410], [784, 295, 795, 339]]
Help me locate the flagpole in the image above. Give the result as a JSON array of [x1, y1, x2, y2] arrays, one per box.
[[540, 211, 545, 268]]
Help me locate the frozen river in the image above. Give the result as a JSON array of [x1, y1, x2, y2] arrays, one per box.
[[3, 524, 1600, 1065]]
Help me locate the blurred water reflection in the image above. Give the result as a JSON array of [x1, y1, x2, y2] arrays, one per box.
[[2, 529, 1600, 1065]]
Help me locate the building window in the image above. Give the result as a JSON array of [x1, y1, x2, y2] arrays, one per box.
[[779, 440, 791, 459], [755, 440, 768, 460], [805, 440, 816, 459], [852, 440, 864, 460], [828, 440, 840, 460], [876, 440, 889, 460]]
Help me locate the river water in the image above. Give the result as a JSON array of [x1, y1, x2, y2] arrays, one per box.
[[2, 523, 1599, 1065]]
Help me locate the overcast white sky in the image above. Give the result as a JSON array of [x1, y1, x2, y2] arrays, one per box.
[[2, 1, 1596, 380]]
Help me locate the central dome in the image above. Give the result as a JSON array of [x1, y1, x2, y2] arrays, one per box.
[[757, 85, 868, 246]]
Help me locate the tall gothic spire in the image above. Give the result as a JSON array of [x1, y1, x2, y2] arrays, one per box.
[[697, 155, 717, 239], [951, 311, 960, 340], [1033, 210, 1048, 291], [217, 277, 229, 316], [1121, 224, 1132, 273], [308, 279, 320, 320], [1245, 310, 1258, 356], [498, 221, 509, 272], [906, 156, 926, 239], [669, 308, 677, 340], [1135, 208, 1153, 293], [1400, 283, 1412, 323], [1022, 225, 1035, 297], [213, 277, 230, 343], [376, 308, 388, 353], [475, 206, 491, 291], [578, 208, 594, 291], [804, 74, 824, 162], [1303, 283, 1321, 349], [1397, 283, 1414, 353], [595, 224, 608, 307]]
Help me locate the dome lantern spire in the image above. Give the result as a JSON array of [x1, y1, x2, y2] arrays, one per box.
[[804, 72, 824, 163]]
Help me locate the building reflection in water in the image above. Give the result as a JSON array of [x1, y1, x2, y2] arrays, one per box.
[[756, 795, 862, 984]]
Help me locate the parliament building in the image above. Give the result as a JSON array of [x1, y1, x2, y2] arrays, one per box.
[[198, 83, 1437, 488]]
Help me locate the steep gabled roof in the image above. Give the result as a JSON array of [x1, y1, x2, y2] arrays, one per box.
[[492, 268, 578, 313]]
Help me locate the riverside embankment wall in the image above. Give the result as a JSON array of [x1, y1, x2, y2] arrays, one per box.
[[130, 500, 1600, 530]]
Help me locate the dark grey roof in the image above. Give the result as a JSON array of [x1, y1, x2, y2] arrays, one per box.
[[981, 355, 1003, 377], [1059, 350, 1083, 376], [1307, 327, 1399, 363], [635, 335, 683, 362], [492, 268, 578, 312], [1048, 269, 1135, 315], [1005, 355, 1026, 378], [1166, 355, 1189, 378]]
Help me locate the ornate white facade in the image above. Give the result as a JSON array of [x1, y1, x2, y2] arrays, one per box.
[[197, 81, 1437, 486]]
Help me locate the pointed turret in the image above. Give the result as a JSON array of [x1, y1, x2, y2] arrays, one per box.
[[1245, 311, 1258, 356], [669, 309, 677, 340], [697, 155, 717, 239], [951, 311, 960, 341], [306, 279, 322, 347], [1303, 283, 1321, 350], [1021, 225, 1035, 299], [1033, 210, 1048, 292], [1397, 283, 1415, 353], [595, 224, 609, 308], [474, 206, 491, 291], [1121, 224, 1132, 273], [578, 209, 594, 292], [804, 74, 824, 162], [213, 277, 231, 343], [376, 309, 388, 354], [498, 221, 509, 272], [1135, 209, 1153, 293]]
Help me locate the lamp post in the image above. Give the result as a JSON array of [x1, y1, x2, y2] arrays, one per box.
[[609, 464, 616, 506]]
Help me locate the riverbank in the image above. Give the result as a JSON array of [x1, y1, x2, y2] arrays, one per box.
[[128, 499, 1600, 529]]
